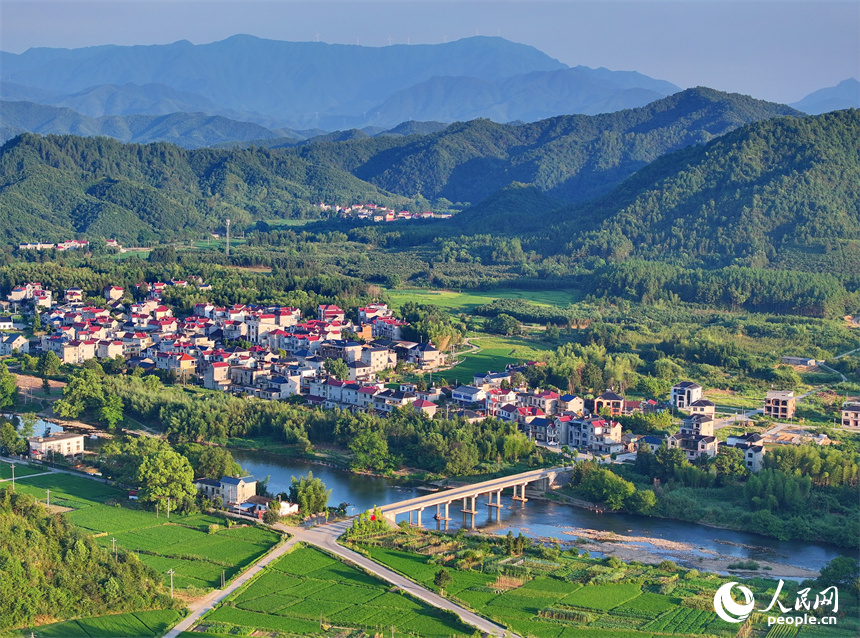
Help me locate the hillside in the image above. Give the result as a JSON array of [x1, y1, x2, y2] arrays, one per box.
[[297, 87, 801, 207], [0, 487, 170, 631], [0, 100, 299, 148], [548, 109, 860, 273], [0, 133, 413, 245]]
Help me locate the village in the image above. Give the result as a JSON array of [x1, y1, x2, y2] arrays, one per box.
[[5, 279, 858, 489]]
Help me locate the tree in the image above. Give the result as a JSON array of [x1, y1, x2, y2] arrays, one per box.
[[100, 394, 124, 430], [434, 568, 452, 596], [0, 363, 17, 409], [135, 449, 195, 507], [54, 369, 105, 418], [288, 472, 331, 515], [37, 351, 61, 377], [194, 446, 242, 479], [349, 426, 390, 472], [626, 489, 657, 514], [19, 413, 37, 438], [263, 504, 281, 525], [0, 420, 27, 455], [324, 358, 349, 381], [817, 556, 860, 593], [32, 311, 41, 333], [712, 447, 749, 481]]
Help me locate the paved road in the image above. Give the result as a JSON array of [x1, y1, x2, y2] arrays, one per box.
[[163, 535, 299, 638], [279, 520, 513, 638]]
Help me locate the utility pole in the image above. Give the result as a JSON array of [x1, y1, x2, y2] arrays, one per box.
[[46, 489, 50, 507], [8, 464, 14, 491], [111, 537, 117, 562], [167, 496, 171, 519], [167, 569, 175, 598], [225, 219, 231, 257]]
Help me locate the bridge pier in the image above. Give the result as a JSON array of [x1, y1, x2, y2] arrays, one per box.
[[512, 483, 528, 503], [435, 502, 451, 530], [461, 495, 477, 529]]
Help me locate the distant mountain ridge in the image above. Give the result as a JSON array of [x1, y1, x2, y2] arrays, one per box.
[[0, 35, 681, 129], [791, 79, 860, 115]]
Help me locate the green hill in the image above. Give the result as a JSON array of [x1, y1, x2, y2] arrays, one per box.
[[0, 133, 414, 245], [550, 109, 860, 273], [291, 87, 801, 207]]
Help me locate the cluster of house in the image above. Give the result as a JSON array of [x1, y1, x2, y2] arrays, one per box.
[[17, 239, 122, 251], [6, 280, 446, 400], [314, 202, 451, 222]]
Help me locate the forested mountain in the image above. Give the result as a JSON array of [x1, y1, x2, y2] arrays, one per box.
[[0, 100, 300, 148], [0, 35, 681, 128], [295, 87, 800, 206], [0, 134, 413, 245], [791, 79, 860, 115], [544, 109, 860, 273]]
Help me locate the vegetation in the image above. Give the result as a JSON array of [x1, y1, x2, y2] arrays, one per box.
[[0, 487, 173, 632], [350, 528, 860, 638], [192, 544, 474, 637]]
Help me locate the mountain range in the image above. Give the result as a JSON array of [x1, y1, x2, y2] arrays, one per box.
[[0, 35, 682, 129], [0, 87, 834, 254]]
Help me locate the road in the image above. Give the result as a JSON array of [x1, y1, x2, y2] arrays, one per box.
[[166, 518, 512, 638], [163, 535, 299, 638], [2, 457, 512, 636]]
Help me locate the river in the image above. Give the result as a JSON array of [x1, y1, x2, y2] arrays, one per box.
[[231, 449, 846, 573]]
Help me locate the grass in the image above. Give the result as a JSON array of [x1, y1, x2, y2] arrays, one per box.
[[192, 544, 475, 638], [447, 333, 556, 384], [0, 463, 44, 480], [385, 287, 580, 315], [8, 610, 182, 638]]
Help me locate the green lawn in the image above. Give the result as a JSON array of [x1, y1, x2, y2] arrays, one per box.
[[385, 287, 580, 314], [446, 334, 555, 384], [191, 545, 475, 638]]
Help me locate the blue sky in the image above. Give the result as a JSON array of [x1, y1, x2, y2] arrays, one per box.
[[1, 1, 857, 103]]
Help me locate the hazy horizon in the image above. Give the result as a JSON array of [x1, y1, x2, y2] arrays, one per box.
[[1, 1, 858, 104]]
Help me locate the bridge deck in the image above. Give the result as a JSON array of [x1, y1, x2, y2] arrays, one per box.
[[379, 466, 567, 516]]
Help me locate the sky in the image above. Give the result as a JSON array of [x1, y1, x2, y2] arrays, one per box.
[[1, 1, 857, 104]]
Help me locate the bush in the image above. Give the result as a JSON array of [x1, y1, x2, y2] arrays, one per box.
[[207, 524, 220, 535]]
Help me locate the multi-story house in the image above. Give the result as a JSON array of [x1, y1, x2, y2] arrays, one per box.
[[689, 399, 716, 417], [373, 389, 417, 413], [521, 389, 560, 415], [452, 385, 487, 406], [671, 381, 703, 409], [667, 414, 717, 461], [593, 391, 624, 416], [764, 390, 796, 420], [558, 394, 585, 415], [361, 345, 395, 373], [841, 402, 860, 428], [566, 416, 623, 454], [724, 432, 766, 472]]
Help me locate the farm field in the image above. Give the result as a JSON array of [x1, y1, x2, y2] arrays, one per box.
[[189, 544, 475, 638], [353, 532, 860, 638], [385, 287, 580, 315], [11, 470, 282, 591], [446, 334, 556, 384], [3, 610, 182, 638], [0, 462, 45, 480]]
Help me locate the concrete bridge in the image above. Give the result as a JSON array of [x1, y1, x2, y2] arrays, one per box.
[[379, 466, 572, 529]]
